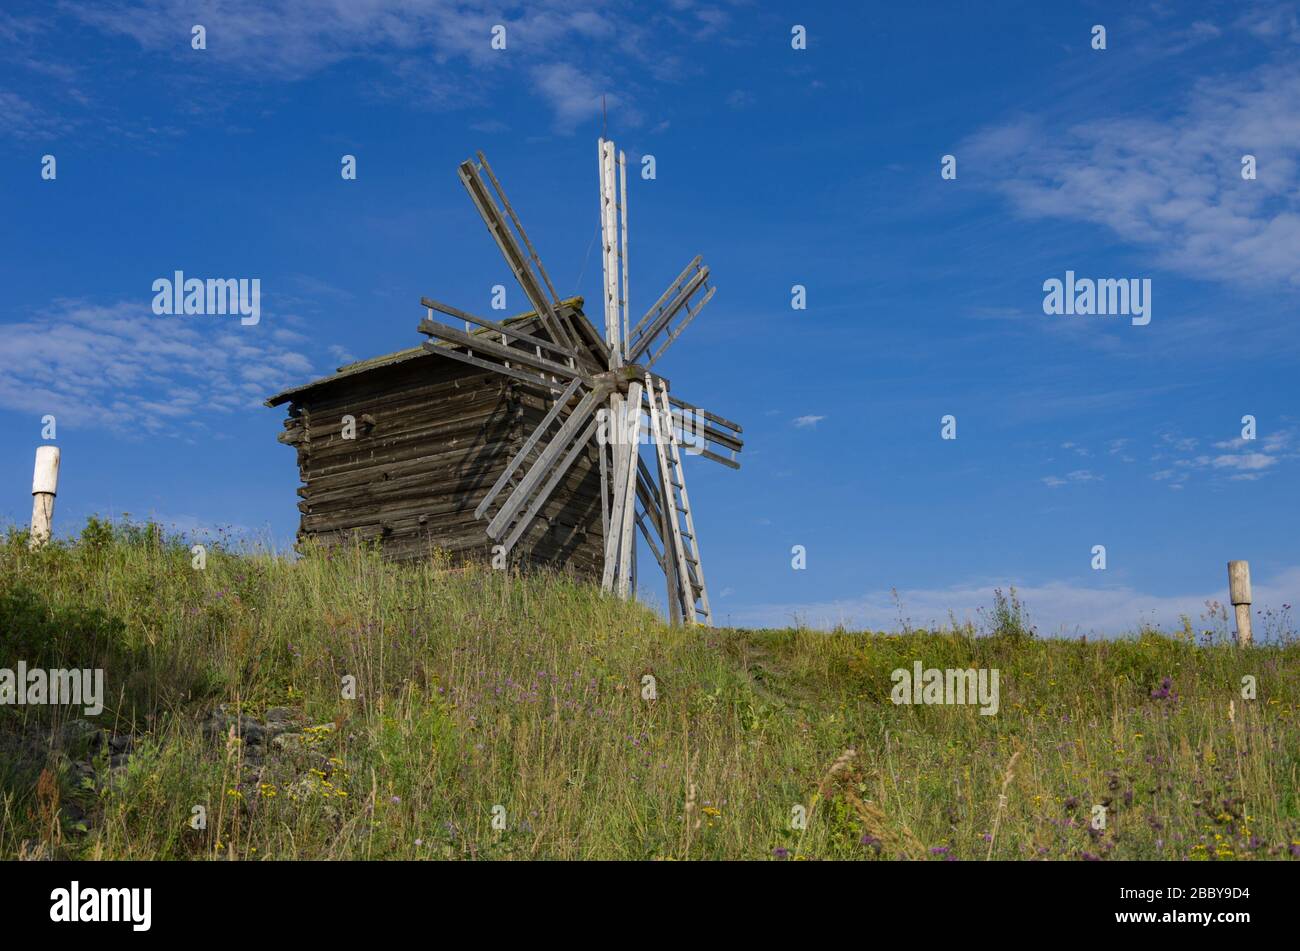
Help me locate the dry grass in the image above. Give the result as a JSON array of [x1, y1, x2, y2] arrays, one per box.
[[1, 519, 1298, 861]]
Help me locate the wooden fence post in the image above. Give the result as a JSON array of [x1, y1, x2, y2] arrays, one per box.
[[29, 446, 60, 550], [1227, 560, 1252, 646]]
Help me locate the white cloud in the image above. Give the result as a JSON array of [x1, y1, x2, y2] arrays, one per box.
[[0, 89, 68, 138], [963, 61, 1300, 287], [1155, 428, 1295, 485], [531, 63, 615, 133], [792, 414, 825, 428], [1042, 468, 1101, 488], [725, 567, 1300, 639], [1209, 452, 1276, 471], [725, 89, 754, 109], [0, 298, 317, 433], [1237, 4, 1300, 42], [1159, 433, 1199, 453], [60, 0, 662, 131]]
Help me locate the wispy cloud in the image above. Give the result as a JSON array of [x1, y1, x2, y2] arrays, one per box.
[[1042, 469, 1102, 488], [0, 298, 317, 433], [0, 89, 69, 139], [1237, 3, 1300, 42], [53, 0, 672, 131], [531, 63, 631, 133], [1156, 427, 1295, 485], [726, 567, 1300, 639], [963, 59, 1300, 287], [792, 414, 825, 428]]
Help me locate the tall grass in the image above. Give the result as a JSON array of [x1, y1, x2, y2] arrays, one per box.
[[1, 519, 1297, 860]]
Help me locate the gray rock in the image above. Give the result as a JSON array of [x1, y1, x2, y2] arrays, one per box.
[[59, 801, 88, 829], [60, 719, 105, 754], [204, 710, 268, 746], [240, 721, 267, 745]]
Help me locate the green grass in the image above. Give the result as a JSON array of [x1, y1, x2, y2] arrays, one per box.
[[1, 518, 1298, 860]]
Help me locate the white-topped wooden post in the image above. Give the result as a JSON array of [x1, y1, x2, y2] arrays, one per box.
[[1227, 560, 1252, 646], [30, 446, 60, 550]]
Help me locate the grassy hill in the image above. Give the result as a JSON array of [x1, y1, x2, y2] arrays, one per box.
[[1, 519, 1297, 860]]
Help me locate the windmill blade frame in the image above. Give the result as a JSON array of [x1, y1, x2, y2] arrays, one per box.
[[485, 382, 612, 543], [458, 155, 580, 356], [626, 256, 714, 365]]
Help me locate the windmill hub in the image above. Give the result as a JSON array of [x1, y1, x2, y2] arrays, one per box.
[[594, 364, 652, 394]]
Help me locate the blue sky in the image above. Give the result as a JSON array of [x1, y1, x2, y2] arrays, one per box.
[[1, 0, 1297, 636]]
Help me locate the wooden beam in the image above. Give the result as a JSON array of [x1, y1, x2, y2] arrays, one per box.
[[458, 160, 577, 352], [646, 285, 715, 368], [667, 393, 743, 434], [475, 376, 584, 519], [615, 380, 643, 597], [619, 148, 630, 363], [418, 340, 569, 394], [487, 384, 609, 538], [501, 417, 601, 553], [475, 151, 562, 305], [626, 265, 710, 364], [599, 138, 622, 364], [421, 297, 582, 362], [418, 320, 589, 383], [630, 255, 701, 341]]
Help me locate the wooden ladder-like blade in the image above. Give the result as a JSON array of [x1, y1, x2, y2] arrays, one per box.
[[626, 258, 712, 365], [458, 159, 577, 353], [486, 384, 608, 543], [475, 376, 584, 521], [500, 417, 601, 554], [648, 375, 712, 625]]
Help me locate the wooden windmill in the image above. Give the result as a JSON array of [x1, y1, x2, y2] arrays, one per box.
[[416, 139, 743, 624]]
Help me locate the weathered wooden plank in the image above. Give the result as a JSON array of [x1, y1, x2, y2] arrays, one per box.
[[418, 320, 587, 383], [420, 297, 583, 362], [502, 417, 601, 552], [300, 461, 602, 534], [627, 266, 709, 364], [417, 339, 571, 393], [486, 384, 609, 538], [476, 377, 585, 519], [457, 159, 577, 352]]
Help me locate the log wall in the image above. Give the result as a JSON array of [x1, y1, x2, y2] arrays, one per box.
[[275, 351, 605, 579]]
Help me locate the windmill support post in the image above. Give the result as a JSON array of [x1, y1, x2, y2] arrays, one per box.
[[30, 446, 60, 550], [1227, 561, 1252, 646]]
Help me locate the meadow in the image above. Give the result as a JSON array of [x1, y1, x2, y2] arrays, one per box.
[[1, 519, 1297, 861]]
